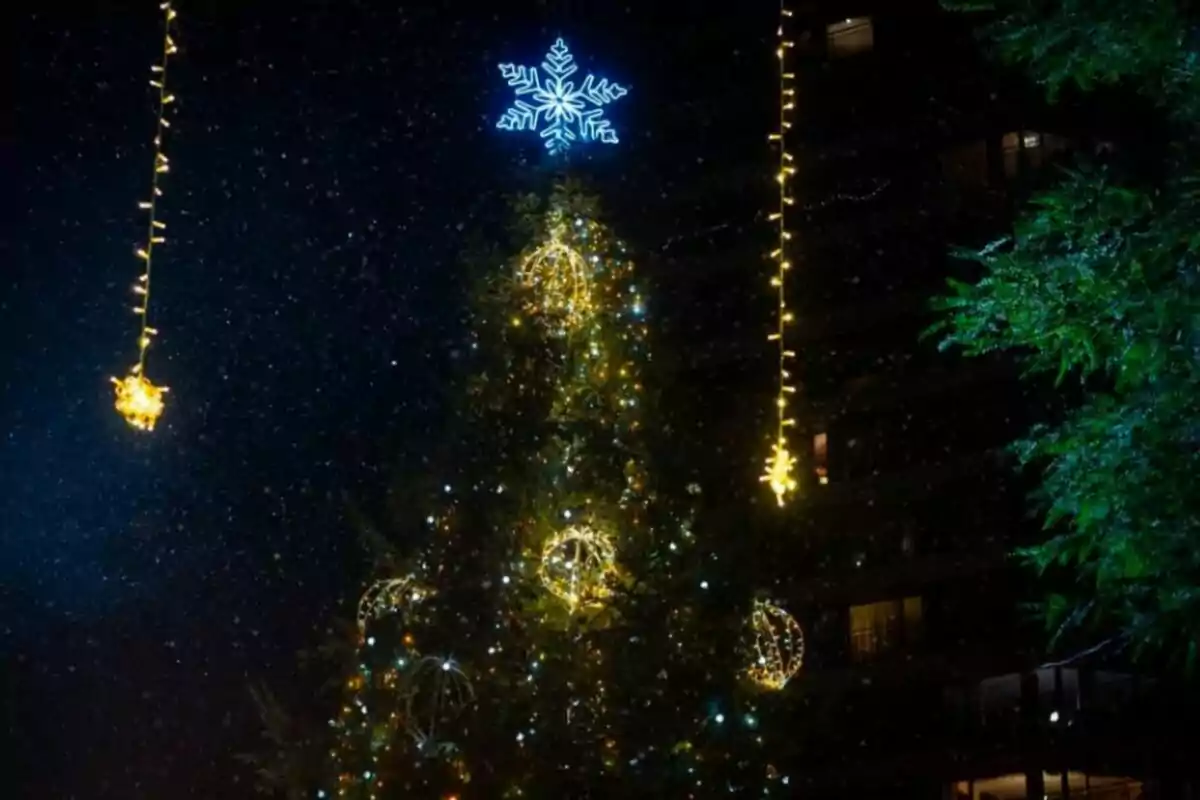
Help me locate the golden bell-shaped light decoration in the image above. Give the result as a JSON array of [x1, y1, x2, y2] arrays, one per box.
[[747, 598, 805, 690], [112, 372, 168, 431]]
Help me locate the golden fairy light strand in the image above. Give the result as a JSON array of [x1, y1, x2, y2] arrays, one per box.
[[112, 1, 178, 432], [761, 3, 799, 505]]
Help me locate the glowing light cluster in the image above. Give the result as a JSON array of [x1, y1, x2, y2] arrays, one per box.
[[517, 218, 595, 330], [747, 599, 805, 690], [538, 523, 619, 611], [356, 575, 428, 634], [497, 38, 628, 154], [111, 373, 169, 432], [760, 4, 800, 505], [112, 1, 178, 432]]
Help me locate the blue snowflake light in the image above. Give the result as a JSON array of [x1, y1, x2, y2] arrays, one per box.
[[497, 38, 628, 155]]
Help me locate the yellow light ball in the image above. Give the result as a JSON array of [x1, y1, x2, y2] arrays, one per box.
[[747, 599, 805, 690], [538, 524, 618, 611], [112, 372, 168, 431], [517, 225, 594, 330]]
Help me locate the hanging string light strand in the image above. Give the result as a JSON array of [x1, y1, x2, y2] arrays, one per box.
[[112, 1, 178, 432], [761, 4, 798, 505]]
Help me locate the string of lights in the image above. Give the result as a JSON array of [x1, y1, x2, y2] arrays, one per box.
[[111, 1, 177, 432], [760, 4, 800, 507]]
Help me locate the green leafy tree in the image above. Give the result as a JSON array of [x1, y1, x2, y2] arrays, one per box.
[[934, 0, 1200, 667]]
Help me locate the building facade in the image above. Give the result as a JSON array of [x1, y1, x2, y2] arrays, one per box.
[[778, 4, 1192, 797], [648, 1, 1198, 797]]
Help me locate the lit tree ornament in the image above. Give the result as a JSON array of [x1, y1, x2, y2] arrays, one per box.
[[402, 656, 475, 757], [746, 599, 805, 690], [111, 373, 169, 432], [356, 575, 428, 634], [761, 438, 797, 507], [538, 523, 619, 611], [497, 38, 628, 155], [112, 1, 179, 432], [761, 4, 800, 503], [517, 219, 595, 330]]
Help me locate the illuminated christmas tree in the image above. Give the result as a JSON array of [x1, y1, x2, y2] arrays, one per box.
[[308, 36, 807, 800], [314, 178, 707, 798]]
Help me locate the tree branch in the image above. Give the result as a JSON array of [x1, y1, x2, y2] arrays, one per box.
[[1038, 633, 1128, 669]]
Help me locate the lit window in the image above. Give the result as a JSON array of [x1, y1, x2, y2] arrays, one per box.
[[849, 596, 922, 661], [813, 432, 829, 485], [827, 17, 873, 58], [954, 773, 1142, 800]]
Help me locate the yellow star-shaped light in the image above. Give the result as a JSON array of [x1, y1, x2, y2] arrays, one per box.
[[112, 372, 168, 431], [761, 439, 797, 506]]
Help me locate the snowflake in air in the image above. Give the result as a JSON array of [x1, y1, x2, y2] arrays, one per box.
[[497, 38, 628, 155]]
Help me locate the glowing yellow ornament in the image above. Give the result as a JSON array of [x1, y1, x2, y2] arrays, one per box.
[[747, 598, 804, 690], [356, 575, 428, 633], [538, 524, 618, 611], [517, 222, 594, 330], [111, 373, 169, 432], [761, 438, 797, 507]]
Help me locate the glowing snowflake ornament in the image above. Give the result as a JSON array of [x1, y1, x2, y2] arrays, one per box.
[[497, 38, 628, 155]]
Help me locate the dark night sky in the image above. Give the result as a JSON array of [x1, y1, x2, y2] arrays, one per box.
[[5, 2, 774, 797]]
